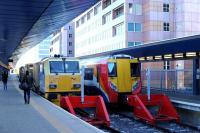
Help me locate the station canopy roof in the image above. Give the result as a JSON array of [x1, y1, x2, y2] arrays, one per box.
[[0, 0, 99, 65], [79, 34, 200, 61]]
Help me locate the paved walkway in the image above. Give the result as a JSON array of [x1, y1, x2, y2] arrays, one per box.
[[0, 75, 103, 133]]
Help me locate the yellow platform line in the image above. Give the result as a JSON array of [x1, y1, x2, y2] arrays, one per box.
[[12, 81, 74, 133]]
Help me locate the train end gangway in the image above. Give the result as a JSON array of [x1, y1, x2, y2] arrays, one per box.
[[60, 95, 110, 127]]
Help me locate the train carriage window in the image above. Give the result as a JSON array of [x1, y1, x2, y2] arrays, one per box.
[[108, 62, 117, 77], [84, 68, 93, 80], [40, 64, 44, 73], [50, 61, 64, 73], [65, 61, 79, 73], [130, 63, 140, 77]]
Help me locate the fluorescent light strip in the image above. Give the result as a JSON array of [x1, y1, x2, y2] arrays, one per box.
[[154, 56, 162, 60], [139, 57, 145, 61], [147, 56, 153, 60], [164, 54, 172, 59], [175, 53, 183, 58], [186, 52, 196, 57]]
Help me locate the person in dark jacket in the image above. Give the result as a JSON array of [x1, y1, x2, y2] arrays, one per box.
[[2, 71, 8, 90], [22, 71, 33, 104]]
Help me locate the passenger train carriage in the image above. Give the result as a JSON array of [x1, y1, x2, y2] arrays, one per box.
[[83, 55, 140, 104]]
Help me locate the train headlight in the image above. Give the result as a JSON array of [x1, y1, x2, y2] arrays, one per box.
[[132, 81, 139, 92], [73, 84, 81, 89], [49, 84, 57, 89], [109, 82, 117, 92]]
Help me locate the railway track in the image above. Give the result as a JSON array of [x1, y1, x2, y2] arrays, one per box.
[[107, 113, 161, 133], [156, 122, 200, 133], [113, 111, 200, 133], [75, 108, 160, 133], [66, 106, 200, 133]]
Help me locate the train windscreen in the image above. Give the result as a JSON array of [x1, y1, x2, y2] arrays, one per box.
[[65, 61, 79, 73], [50, 61, 65, 73], [108, 62, 117, 77], [130, 63, 140, 77]]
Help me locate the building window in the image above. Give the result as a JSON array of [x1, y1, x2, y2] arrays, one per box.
[[128, 23, 134, 31], [68, 50, 72, 55], [129, 3, 133, 14], [94, 3, 101, 15], [129, 4, 142, 15], [163, 22, 170, 31], [128, 42, 134, 47], [134, 4, 142, 15], [113, 4, 124, 19], [69, 34, 72, 38], [81, 15, 86, 24], [135, 23, 142, 32], [113, 23, 123, 37], [76, 20, 80, 28], [69, 26, 71, 30], [135, 42, 142, 46], [128, 42, 142, 47], [69, 42, 72, 46], [163, 3, 169, 12], [128, 23, 142, 32], [87, 9, 93, 20], [102, 11, 111, 25], [102, 0, 111, 9]]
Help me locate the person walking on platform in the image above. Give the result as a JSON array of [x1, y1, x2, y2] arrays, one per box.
[[2, 71, 8, 90], [22, 71, 33, 104]]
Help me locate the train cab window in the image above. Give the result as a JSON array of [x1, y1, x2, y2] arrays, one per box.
[[130, 63, 140, 77], [108, 62, 117, 77], [50, 61, 64, 73], [84, 68, 93, 80], [65, 61, 79, 73]]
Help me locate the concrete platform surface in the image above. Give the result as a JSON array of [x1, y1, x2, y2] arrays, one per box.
[[0, 75, 104, 133], [145, 88, 200, 111]]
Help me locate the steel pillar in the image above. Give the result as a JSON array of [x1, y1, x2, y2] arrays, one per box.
[[193, 58, 200, 95]]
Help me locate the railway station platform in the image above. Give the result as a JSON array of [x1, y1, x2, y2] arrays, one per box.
[[144, 88, 200, 111], [145, 88, 200, 128], [169, 93, 200, 111], [0, 75, 103, 133]]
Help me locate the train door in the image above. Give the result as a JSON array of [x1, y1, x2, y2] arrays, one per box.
[[116, 59, 132, 93]]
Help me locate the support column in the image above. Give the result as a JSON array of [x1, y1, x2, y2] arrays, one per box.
[[193, 58, 200, 95]]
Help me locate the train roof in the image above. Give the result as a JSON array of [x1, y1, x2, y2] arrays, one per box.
[[40, 57, 79, 62]]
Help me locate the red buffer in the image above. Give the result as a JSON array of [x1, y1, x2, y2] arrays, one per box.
[[60, 96, 110, 127], [127, 81, 180, 125]]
